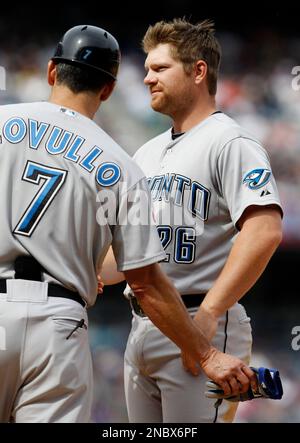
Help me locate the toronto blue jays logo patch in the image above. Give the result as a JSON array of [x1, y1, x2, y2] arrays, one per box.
[[243, 168, 272, 190]]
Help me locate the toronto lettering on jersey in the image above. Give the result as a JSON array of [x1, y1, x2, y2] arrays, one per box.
[[148, 173, 211, 221], [96, 173, 210, 233], [0, 116, 121, 188]]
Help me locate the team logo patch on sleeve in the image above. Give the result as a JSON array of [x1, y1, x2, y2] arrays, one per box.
[[243, 168, 271, 190]]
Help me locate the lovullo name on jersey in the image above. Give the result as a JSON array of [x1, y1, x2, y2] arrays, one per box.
[[0, 116, 121, 188]]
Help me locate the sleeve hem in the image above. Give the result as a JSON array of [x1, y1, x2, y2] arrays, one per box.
[[117, 252, 167, 272], [232, 201, 283, 229]]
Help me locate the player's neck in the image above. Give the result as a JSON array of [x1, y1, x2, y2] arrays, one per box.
[[172, 95, 216, 133], [48, 87, 99, 120]]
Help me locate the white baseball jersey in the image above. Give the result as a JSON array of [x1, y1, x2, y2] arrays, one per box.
[[132, 112, 283, 294], [0, 101, 166, 306]]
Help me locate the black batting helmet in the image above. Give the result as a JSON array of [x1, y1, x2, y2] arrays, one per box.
[[52, 25, 120, 80]]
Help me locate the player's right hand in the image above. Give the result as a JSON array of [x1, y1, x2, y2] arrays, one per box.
[[97, 274, 104, 295]]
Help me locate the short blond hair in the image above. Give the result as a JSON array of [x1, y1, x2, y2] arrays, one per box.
[[142, 18, 221, 95]]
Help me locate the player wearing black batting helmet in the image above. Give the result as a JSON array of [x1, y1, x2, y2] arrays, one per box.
[[52, 24, 121, 80]]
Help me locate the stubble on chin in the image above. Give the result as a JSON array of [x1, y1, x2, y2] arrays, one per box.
[[151, 96, 167, 114]]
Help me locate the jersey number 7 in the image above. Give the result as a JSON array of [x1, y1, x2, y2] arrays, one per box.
[[14, 161, 67, 237]]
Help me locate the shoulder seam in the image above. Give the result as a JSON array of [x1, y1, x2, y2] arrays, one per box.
[[217, 136, 264, 164]]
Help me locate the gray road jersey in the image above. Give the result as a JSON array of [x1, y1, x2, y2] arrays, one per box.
[[0, 102, 165, 305], [133, 112, 283, 294]]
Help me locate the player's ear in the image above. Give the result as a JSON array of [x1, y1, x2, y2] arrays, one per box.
[[99, 80, 116, 102], [194, 60, 207, 85], [47, 60, 57, 86]]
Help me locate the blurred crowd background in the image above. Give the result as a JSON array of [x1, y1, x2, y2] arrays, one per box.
[[1, 2, 300, 422]]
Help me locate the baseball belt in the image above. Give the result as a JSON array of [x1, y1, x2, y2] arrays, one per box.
[[129, 293, 206, 317], [0, 256, 85, 308], [0, 280, 85, 308]]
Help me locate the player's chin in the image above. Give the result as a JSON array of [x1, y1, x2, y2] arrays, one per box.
[[150, 98, 165, 113]]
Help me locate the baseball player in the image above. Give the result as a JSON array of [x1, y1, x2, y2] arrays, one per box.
[[0, 24, 257, 423], [100, 18, 283, 423]]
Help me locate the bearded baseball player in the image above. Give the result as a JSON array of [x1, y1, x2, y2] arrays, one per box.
[[101, 18, 283, 423], [0, 23, 258, 423]]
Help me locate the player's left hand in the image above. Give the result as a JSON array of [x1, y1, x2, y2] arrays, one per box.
[[182, 346, 258, 396], [200, 347, 258, 396], [205, 367, 283, 401]]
